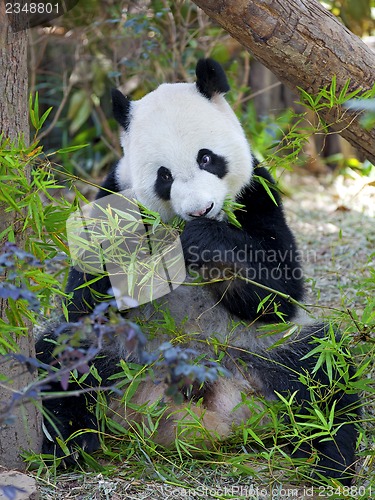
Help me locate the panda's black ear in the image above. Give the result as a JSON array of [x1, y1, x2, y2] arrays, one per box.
[[196, 58, 230, 99], [111, 88, 131, 130]]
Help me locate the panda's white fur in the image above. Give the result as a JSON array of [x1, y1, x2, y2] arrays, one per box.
[[110, 74, 311, 365], [116, 82, 253, 222], [37, 59, 358, 483]]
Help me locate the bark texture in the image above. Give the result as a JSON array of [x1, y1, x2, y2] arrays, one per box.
[[192, 0, 375, 164], [0, 2, 42, 469], [0, 4, 29, 140]]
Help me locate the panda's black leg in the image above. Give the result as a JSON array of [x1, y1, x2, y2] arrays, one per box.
[[41, 385, 100, 460], [290, 407, 357, 485], [311, 442, 356, 486], [36, 330, 103, 461], [234, 330, 359, 485]]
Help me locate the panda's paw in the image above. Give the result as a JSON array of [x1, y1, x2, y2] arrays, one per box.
[[180, 218, 226, 265], [41, 410, 101, 463]]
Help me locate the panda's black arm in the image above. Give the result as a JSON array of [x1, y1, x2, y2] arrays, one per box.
[[65, 268, 113, 321], [95, 165, 122, 200], [180, 166, 304, 322], [65, 165, 122, 321]]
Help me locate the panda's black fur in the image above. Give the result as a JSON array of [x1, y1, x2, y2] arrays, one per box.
[[36, 59, 358, 484]]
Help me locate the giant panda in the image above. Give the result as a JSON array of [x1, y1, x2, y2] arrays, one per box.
[[36, 59, 358, 484]]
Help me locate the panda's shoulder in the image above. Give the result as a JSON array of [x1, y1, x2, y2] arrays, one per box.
[[252, 161, 275, 185], [238, 159, 282, 213], [95, 162, 122, 200]]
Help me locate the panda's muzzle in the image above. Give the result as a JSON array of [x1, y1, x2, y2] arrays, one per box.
[[188, 202, 214, 218]]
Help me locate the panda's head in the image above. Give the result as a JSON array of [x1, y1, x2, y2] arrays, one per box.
[[112, 59, 253, 222]]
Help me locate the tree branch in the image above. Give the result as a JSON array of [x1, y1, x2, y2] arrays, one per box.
[[191, 0, 375, 164]]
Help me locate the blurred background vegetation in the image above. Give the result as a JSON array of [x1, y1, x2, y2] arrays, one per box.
[[30, 0, 375, 191]]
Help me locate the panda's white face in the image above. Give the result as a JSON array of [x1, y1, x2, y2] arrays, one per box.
[[115, 82, 253, 222]]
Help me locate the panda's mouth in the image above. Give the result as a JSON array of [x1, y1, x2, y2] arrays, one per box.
[[188, 202, 214, 218]]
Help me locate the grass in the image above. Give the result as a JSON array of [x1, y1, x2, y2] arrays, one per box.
[[27, 311, 373, 499]]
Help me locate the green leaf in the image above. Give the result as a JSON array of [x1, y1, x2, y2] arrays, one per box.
[[339, 78, 351, 103], [256, 293, 272, 313], [34, 92, 39, 122], [298, 88, 315, 108], [67, 89, 87, 119], [79, 447, 105, 471], [222, 196, 245, 228], [255, 175, 278, 205], [246, 428, 265, 447], [55, 437, 70, 456], [38, 107, 53, 129], [68, 93, 92, 135], [56, 144, 89, 154], [329, 75, 336, 107], [30, 92, 41, 130]]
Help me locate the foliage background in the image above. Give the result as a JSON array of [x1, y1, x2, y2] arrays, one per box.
[[30, 0, 374, 182]]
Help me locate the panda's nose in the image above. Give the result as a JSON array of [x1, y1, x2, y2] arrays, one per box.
[[188, 202, 214, 218]]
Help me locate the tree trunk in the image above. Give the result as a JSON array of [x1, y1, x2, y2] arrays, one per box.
[[191, 0, 375, 164], [0, 3, 42, 469]]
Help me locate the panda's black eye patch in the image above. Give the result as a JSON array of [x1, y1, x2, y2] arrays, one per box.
[[159, 167, 173, 182], [155, 166, 173, 200], [197, 149, 228, 178]]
